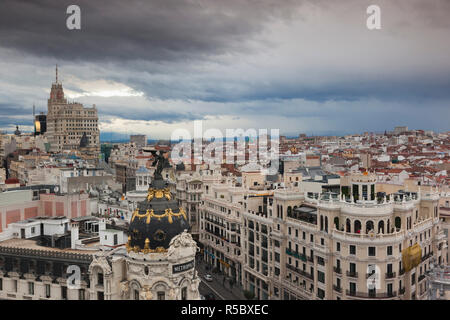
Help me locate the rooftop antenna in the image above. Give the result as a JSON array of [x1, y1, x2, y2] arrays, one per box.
[[33, 103, 36, 136]]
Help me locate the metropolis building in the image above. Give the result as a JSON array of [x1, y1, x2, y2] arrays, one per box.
[[0, 168, 201, 300]]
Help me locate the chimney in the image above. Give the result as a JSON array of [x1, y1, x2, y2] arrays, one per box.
[[71, 220, 79, 249]]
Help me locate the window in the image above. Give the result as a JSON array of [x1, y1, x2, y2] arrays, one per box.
[[0, 278, 2, 291], [317, 288, 325, 299], [320, 238, 324, 246], [350, 245, 356, 255], [336, 242, 340, 252], [181, 287, 187, 300], [98, 272, 104, 285], [158, 291, 165, 300], [275, 252, 280, 262], [349, 282, 356, 293], [45, 284, 51, 298], [387, 283, 393, 295], [13, 280, 17, 292], [62, 286, 67, 300], [318, 271, 325, 283], [317, 256, 325, 266], [28, 282, 34, 295], [79, 289, 85, 300], [387, 246, 393, 256], [368, 247, 376, 256], [310, 234, 314, 242]]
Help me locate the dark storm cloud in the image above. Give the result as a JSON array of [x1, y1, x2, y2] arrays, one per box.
[[0, 0, 300, 62], [0, 103, 31, 116], [0, 0, 449, 135], [101, 107, 204, 124]]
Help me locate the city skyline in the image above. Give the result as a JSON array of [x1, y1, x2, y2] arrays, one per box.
[[0, 0, 449, 139]]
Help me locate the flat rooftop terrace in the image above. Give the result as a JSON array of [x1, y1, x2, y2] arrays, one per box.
[[0, 238, 99, 254]]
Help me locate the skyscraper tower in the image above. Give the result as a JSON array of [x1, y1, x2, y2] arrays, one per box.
[[46, 66, 99, 153]]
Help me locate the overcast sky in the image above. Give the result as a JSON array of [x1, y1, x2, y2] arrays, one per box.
[[0, 0, 449, 139]]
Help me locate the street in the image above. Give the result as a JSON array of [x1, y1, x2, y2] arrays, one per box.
[[196, 259, 246, 300]]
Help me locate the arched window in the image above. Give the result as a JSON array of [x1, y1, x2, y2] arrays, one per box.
[[346, 219, 351, 233], [395, 217, 401, 230], [366, 220, 374, 234], [130, 281, 141, 300], [378, 220, 384, 234], [334, 217, 339, 230], [354, 220, 361, 234]]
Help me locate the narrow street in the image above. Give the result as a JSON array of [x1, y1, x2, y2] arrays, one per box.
[[196, 259, 246, 300]]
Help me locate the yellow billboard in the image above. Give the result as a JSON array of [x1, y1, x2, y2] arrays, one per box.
[[401, 243, 422, 272]]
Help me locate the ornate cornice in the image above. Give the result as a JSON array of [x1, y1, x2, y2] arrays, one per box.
[[130, 207, 187, 224]]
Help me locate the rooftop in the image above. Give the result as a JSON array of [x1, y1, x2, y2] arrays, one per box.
[[0, 238, 98, 254]]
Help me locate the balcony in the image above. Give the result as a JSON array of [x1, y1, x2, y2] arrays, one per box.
[[399, 287, 405, 295], [334, 267, 342, 274], [205, 228, 222, 238], [346, 271, 358, 278], [333, 285, 342, 293], [286, 263, 314, 280], [418, 274, 426, 282], [346, 290, 397, 299], [399, 269, 405, 276], [385, 272, 396, 279], [421, 252, 433, 262], [285, 248, 307, 262], [307, 256, 314, 262]]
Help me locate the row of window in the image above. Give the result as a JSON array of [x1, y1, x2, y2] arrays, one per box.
[[0, 278, 84, 299]]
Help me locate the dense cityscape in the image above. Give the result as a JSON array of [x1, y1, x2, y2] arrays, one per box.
[[0, 72, 448, 301], [0, 1, 449, 313]]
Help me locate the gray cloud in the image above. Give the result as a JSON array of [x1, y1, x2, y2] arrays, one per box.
[[0, 0, 302, 62], [0, 0, 449, 136]]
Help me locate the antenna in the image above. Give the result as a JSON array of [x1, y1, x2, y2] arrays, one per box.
[[56, 64, 58, 83], [33, 103, 36, 136]]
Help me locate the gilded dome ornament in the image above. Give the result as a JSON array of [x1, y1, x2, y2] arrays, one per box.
[[127, 157, 189, 254]]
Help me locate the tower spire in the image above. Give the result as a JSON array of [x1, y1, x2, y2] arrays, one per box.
[[56, 64, 58, 83]]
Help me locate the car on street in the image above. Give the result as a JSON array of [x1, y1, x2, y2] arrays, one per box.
[[204, 274, 213, 282]]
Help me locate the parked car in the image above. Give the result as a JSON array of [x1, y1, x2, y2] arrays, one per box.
[[204, 274, 213, 282]]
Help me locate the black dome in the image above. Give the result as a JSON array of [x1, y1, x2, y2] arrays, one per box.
[[127, 179, 189, 253]]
